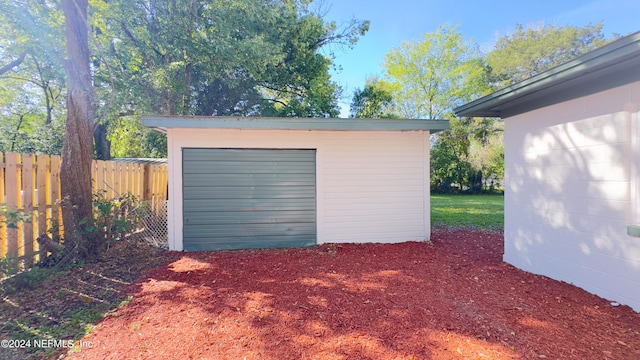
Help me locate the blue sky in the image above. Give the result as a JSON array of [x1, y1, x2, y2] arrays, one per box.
[[322, 0, 640, 117]]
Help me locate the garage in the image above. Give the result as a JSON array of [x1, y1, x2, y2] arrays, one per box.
[[182, 148, 316, 251], [142, 116, 449, 251]]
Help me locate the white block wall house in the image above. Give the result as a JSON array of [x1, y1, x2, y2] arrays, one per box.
[[142, 116, 448, 252], [455, 31, 640, 312]]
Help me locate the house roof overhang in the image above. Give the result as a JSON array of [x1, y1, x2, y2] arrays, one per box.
[[454, 31, 640, 119], [142, 116, 450, 133]]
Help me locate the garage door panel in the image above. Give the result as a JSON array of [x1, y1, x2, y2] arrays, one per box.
[[183, 149, 313, 162], [183, 148, 316, 251], [183, 173, 315, 187], [184, 161, 315, 174], [184, 198, 315, 212], [184, 222, 316, 238], [184, 210, 315, 225], [183, 185, 315, 200], [184, 235, 317, 251]]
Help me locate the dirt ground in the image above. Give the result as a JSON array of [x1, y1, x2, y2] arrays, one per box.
[[0, 241, 168, 360], [58, 229, 640, 359]]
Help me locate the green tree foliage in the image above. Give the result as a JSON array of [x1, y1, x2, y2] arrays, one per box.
[[0, 0, 369, 158], [95, 0, 279, 116], [0, 1, 66, 154], [94, 0, 367, 117], [108, 116, 167, 158], [449, 22, 610, 191], [486, 23, 608, 88], [382, 24, 488, 119], [0, 114, 65, 154], [349, 76, 397, 118], [430, 23, 610, 192], [430, 117, 503, 192], [96, 0, 367, 155], [469, 134, 504, 190], [430, 118, 472, 191], [258, 11, 368, 118], [378, 25, 494, 192]]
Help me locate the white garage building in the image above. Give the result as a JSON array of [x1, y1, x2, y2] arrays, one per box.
[[455, 31, 640, 312], [143, 116, 448, 252]]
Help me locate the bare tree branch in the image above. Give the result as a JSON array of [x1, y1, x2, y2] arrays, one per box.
[[0, 51, 28, 76]]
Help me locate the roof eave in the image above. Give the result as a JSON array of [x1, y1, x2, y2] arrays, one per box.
[[454, 31, 640, 118]]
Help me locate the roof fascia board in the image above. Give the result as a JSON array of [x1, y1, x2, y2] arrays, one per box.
[[141, 116, 450, 133]]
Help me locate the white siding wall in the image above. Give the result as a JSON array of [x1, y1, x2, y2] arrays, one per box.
[[166, 129, 430, 251], [504, 81, 640, 311]]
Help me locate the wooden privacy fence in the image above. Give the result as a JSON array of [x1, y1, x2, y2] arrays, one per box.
[[0, 152, 168, 267]]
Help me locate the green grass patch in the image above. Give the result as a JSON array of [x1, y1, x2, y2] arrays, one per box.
[[431, 194, 504, 231]]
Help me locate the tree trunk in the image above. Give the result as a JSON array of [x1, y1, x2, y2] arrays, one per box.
[[94, 123, 111, 160], [60, 0, 97, 260], [181, 61, 192, 115]]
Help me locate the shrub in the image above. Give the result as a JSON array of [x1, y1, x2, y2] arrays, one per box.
[[82, 191, 146, 252]]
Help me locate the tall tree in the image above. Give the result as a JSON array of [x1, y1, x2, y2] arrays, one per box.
[[60, 0, 97, 259], [382, 24, 488, 119], [94, 0, 367, 117], [88, 0, 367, 156], [430, 117, 503, 192], [379, 25, 495, 192], [257, 11, 367, 118], [350, 76, 396, 118], [1, 0, 368, 158], [430, 118, 472, 191], [486, 23, 608, 88], [0, 1, 67, 154]]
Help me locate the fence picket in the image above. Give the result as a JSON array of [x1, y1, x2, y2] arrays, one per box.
[[22, 154, 35, 267], [50, 155, 62, 241], [95, 160, 105, 195], [5, 153, 19, 259], [0, 152, 6, 258], [36, 154, 48, 261]]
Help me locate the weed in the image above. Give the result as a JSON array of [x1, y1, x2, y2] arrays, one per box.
[[3, 306, 108, 357], [0, 204, 31, 276], [0, 255, 19, 276], [1, 267, 59, 295]]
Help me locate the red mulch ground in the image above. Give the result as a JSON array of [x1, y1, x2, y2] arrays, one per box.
[[66, 229, 640, 359]]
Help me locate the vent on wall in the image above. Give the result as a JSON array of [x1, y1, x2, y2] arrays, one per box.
[[628, 225, 640, 238]]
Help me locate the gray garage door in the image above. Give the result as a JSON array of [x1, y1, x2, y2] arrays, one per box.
[[182, 148, 316, 251]]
